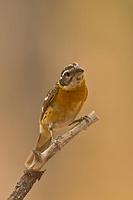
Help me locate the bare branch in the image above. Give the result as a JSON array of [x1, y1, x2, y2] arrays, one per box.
[[7, 111, 99, 200], [7, 170, 44, 200]]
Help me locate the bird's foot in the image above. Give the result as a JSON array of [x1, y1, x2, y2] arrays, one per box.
[[69, 116, 90, 127], [52, 136, 62, 150]]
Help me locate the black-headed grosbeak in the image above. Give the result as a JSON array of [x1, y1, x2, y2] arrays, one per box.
[[25, 63, 88, 169]]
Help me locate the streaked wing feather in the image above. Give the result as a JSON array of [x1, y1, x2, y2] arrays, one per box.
[[40, 83, 59, 121]]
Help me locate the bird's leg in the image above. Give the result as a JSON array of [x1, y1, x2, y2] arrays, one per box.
[[48, 124, 61, 150], [48, 123, 54, 141], [69, 116, 90, 128]]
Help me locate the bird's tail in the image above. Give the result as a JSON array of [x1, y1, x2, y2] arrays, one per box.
[[25, 131, 51, 170]]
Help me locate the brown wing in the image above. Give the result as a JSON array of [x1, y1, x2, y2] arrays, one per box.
[[40, 83, 59, 121]]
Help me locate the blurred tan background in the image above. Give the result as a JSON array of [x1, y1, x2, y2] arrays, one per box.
[[0, 0, 133, 199]]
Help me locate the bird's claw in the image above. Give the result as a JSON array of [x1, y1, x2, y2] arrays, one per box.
[[52, 136, 62, 150], [69, 116, 90, 127]]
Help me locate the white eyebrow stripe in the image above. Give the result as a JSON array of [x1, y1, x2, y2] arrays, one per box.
[[61, 69, 70, 77]]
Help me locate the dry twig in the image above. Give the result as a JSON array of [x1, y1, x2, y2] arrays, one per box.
[[7, 111, 99, 200]]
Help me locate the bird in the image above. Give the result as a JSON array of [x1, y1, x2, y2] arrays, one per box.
[[25, 63, 88, 169]]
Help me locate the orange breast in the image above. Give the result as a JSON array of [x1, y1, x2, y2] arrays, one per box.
[[43, 80, 88, 127], [55, 80, 88, 107]]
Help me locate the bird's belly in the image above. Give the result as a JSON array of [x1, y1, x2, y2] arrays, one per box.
[[44, 101, 82, 128]]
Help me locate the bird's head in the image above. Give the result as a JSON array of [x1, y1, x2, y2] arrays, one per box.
[[59, 63, 85, 90]]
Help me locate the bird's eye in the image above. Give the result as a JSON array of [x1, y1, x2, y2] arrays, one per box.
[[65, 72, 70, 77]]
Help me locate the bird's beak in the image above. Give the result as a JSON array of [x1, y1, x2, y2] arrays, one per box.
[[75, 68, 84, 74]]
